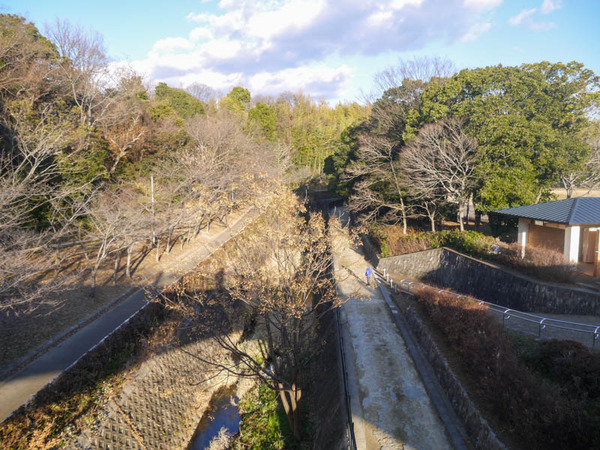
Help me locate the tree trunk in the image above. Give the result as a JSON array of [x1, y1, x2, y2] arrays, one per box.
[[535, 187, 544, 204], [430, 215, 436, 232], [290, 384, 302, 440], [126, 245, 133, 278], [113, 250, 120, 285], [458, 202, 465, 232], [167, 227, 174, 253], [278, 384, 302, 441], [91, 269, 97, 298], [278, 384, 294, 434], [466, 194, 471, 226], [400, 197, 407, 234]]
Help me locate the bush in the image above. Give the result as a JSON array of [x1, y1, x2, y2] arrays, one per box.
[[370, 225, 494, 258], [492, 243, 576, 284], [414, 287, 600, 449]]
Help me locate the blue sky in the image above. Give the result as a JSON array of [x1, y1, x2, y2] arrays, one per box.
[[3, 0, 599, 103]]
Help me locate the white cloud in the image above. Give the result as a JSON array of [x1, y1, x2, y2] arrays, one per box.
[[459, 21, 491, 42], [463, 0, 503, 11], [123, 0, 511, 101], [541, 0, 562, 14], [189, 27, 213, 41], [508, 8, 536, 26], [391, 0, 424, 9], [249, 65, 354, 98], [508, 7, 554, 30], [151, 37, 194, 54]]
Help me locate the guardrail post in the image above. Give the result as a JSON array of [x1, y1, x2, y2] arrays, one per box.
[[538, 318, 546, 337], [503, 308, 511, 327]]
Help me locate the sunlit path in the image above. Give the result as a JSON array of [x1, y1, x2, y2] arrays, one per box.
[[330, 210, 453, 449]]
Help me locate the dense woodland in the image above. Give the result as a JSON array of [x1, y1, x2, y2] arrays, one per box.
[[325, 57, 600, 232]]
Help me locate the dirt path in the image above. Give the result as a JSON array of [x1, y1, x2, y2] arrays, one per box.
[[0, 207, 259, 423], [330, 214, 453, 450], [0, 209, 252, 373]]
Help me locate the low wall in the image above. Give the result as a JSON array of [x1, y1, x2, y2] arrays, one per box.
[[404, 305, 505, 450], [378, 248, 600, 315]]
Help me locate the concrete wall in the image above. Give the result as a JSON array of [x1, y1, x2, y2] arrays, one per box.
[[378, 248, 600, 315], [403, 305, 506, 450]]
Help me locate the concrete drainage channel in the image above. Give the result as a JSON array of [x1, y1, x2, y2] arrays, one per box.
[[374, 273, 471, 450], [375, 270, 506, 450]]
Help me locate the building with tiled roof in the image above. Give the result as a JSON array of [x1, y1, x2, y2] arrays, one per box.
[[493, 198, 600, 276]]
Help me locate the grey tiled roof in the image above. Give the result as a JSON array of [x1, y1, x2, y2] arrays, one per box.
[[493, 197, 600, 225]]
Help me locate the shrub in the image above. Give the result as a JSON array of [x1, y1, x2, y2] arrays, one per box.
[[370, 225, 494, 258], [414, 287, 600, 449], [492, 243, 576, 284]]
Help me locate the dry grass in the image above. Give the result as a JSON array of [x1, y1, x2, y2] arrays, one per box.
[[493, 242, 577, 284], [551, 188, 600, 200]]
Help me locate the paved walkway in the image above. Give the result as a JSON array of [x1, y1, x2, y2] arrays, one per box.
[[0, 208, 259, 423], [330, 214, 456, 450]]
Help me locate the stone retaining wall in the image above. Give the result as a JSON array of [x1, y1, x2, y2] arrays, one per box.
[[403, 305, 506, 450], [378, 248, 600, 315], [72, 324, 236, 449]]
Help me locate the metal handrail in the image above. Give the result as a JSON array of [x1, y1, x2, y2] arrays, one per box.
[[375, 269, 600, 349]]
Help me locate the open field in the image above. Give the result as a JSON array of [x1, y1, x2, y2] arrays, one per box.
[[551, 188, 600, 200]]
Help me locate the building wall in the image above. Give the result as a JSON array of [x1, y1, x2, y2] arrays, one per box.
[[528, 224, 564, 253]]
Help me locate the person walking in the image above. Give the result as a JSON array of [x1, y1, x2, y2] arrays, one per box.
[[365, 267, 372, 286]]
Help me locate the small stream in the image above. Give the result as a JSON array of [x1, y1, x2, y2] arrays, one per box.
[[188, 387, 241, 449]]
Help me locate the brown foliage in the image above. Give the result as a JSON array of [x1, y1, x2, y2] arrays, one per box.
[[415, 287, 600, 449]]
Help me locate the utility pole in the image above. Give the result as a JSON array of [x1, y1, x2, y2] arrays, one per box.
[[151, 174, 156, 244], [151, 174, 159, 262]]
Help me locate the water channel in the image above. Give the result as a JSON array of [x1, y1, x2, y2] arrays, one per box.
[[188, 387, 241, 449]]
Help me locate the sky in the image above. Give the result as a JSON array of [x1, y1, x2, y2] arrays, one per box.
[[3, 0, 599, 104]]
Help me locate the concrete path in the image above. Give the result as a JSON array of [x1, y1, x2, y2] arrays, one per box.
[[0, 208, 259, 423], [330, 215, 453, 450]]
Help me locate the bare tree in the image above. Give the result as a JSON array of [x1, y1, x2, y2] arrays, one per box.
[[345, 133, 412, 232], [185, 82, 222, 103], [401, 118, 478, 231], [46, 19, 112, 130], [99, 76, 149, 174], [176, 189, 340, 440], [373, 56, 456, 95], [83, 188, 143, 295]]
